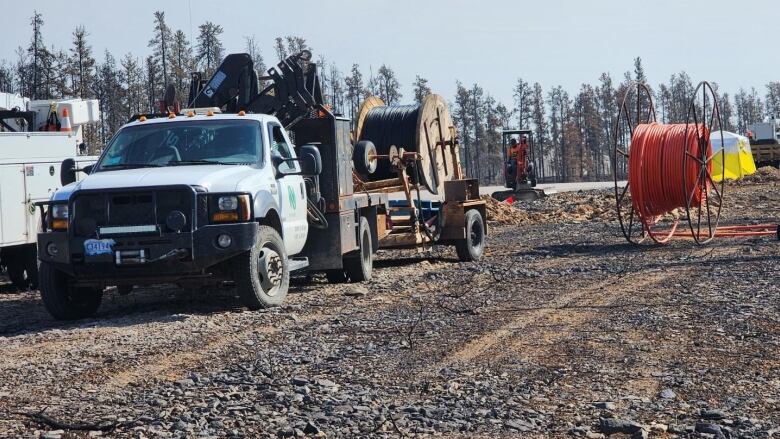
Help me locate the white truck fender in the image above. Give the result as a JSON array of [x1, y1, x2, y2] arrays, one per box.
[[253, 190, 281, 223]]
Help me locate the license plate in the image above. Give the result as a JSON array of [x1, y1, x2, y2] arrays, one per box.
[[84, 239, 115, 256]]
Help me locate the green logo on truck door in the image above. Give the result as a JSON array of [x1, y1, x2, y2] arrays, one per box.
[[287, 185, 297, 210]]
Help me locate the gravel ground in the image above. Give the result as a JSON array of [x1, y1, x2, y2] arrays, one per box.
[[0, 181, 777, 439]]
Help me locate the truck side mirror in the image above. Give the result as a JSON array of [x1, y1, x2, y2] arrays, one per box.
[[299, 144, 322, 176], [60, 158, 77, 186], [60, 159, 93, 186]]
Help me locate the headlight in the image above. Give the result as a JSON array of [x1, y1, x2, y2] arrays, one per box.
[[212, 195, 251, 223], [217, 196, 238, 211], [50, 204, 69, 231], [51, 204, 69, 219]]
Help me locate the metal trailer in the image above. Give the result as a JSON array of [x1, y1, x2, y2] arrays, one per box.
[[748, 120, 780, 167], [290, 113, 486, 284]]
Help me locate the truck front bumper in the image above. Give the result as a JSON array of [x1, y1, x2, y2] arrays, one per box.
[[38, 223, 257, 286]]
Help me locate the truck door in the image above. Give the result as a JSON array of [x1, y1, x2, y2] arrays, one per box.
[[0, 165, 28, 246], [267, 123, 308, 254]]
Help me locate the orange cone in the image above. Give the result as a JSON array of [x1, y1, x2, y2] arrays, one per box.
[[60, 107, 72, 132]]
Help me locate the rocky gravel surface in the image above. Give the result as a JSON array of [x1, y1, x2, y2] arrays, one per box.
[[0, 182, 777, 438]]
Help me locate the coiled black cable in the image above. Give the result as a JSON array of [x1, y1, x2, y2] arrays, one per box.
[[359, 105, 421, 181]]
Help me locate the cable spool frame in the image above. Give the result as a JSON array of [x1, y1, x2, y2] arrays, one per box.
[[613, 81, 727, 245], [613, 82, 658, 244], [682, 81, 725, 244]]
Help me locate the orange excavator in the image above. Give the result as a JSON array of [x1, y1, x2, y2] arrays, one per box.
[[492, 129, 545, 201]]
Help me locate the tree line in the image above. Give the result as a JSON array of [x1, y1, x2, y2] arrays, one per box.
[[0, 11, 777, 182]]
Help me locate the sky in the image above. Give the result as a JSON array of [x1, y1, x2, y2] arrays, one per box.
[[1, 0, 776, 107]]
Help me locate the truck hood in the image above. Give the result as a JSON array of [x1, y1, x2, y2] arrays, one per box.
[[67, 165, 258, 194]]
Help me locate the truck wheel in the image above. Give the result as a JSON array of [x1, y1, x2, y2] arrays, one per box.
[[39, 262, 103, 320], [234, 225, 290, 309], [344, 217, 373, 282], [24, 246, 39, 290], [7, 260, 28, 291], [455, 210, 486, 262]]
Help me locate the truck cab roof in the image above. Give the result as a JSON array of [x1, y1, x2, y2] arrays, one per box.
[[122, 112, 280, 129]]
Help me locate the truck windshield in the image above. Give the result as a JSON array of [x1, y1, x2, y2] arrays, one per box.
[[95, 119, 263, 171]]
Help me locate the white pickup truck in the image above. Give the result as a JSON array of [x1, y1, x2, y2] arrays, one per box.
[[36, 110, 327, 319]]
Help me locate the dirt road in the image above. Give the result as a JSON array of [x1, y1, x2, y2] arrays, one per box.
[[0, 181, 777, 438]]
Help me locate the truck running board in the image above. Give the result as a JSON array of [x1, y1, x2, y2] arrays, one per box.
[[288, 257, 309, 272]]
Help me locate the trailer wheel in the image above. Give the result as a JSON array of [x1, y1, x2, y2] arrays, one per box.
[[455, 210, 486, 262], [344, 217, 373, 282], [234, 225, 290, 309], [39, 262, 102, 320]]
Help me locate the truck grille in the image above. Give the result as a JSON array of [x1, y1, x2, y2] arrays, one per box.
[[71, 188, 195, 237]]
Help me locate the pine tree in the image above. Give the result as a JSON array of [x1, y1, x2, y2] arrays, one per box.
[[596, 73, 616, 178], [328, 64, 345, 114], [735, 87, 764, 133], [453, 82, 473, 177], [171, 30, 193, 102], [719, 92, 735, 132], [412, 75, 431, 104], [469, 84, 485, 182], [317, 55, 328, 102], [548, 86, 571, 181], [14, 47, 31, 99], [27, 11, 50, 99], [70, 25, 95, 98], [145, 55, 159, 112], [765, 82, 780, 119], [495, 103, 513, 129], [48, 48, 71, 98], [93, 51, 123, 145], [513, 78, 532, 129], [482, 94, 502, 182], [286, 36, 309, 55], [121, 53, 145, 119], [244, 35, 267, 88], [633, 57, 647, 83], [274, 37, 287, 61], [148, 11, 172, 86], [572, 84, 600, 180], [667, 72, 693, 123], [531, 83, 548, 180], [376, 65, 401, 105], [195, 22, 224, 76], [656, 83, 671, 123], [0, 61, 13, 92], [344, 64, 365, 122]]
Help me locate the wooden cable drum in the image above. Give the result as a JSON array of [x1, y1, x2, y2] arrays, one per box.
[[355, 94, 458, 195]]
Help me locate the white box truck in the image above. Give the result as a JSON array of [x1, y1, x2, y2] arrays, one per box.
[[0, 92, 99, 290]]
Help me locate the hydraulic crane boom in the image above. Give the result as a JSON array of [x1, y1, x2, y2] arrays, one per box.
[[188, 50, 325, 128]]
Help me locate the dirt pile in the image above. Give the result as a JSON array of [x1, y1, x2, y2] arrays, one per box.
[[483, 189, 616, 225], [482, 195, 528, 225], [740, 166, 780, 184], [519, 190, 616, 223]]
